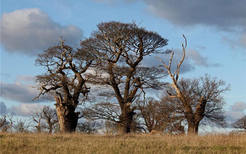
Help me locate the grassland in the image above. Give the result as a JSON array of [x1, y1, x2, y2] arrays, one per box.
[[1, 133, 246, 154]]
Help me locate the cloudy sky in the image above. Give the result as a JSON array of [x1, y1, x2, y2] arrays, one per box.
[[0, 0, 246, 123]]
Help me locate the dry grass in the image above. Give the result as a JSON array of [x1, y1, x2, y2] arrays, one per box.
[[1, 133, 246, 154]]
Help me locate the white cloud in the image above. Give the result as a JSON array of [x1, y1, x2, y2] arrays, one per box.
[[0, 102, 7, 115], [0, 8, 82, 55], [230, 102, 246, 112], [140, 0, 246, 50], [143, 50, 194, 73], [142, 0, 246, 30], [226, 102, 246, 123], [222, 31, 246, 50], [15, 75, 37, 84], [0, 80, 53, 103], [9, 103, 44, 116], [239, 32, 246, 48], [187, 50, 220, 67], [0, 100, 49, 117], [143, 48, 218, 74]]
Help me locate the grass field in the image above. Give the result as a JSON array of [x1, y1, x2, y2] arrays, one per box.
[[1, 133, 246, 154]]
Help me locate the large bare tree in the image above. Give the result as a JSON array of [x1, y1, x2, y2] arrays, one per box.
[[161, 36, 228, 134], [35, 40, 95, 132], [81, 22, 168, 133]]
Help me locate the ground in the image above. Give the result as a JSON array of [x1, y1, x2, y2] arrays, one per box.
[[0, 133, 246, 154]]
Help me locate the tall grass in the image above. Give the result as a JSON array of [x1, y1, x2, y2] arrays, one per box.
[[1, 133, 246, 154]]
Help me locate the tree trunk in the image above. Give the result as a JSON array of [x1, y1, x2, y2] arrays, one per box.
[[54, 95, 79, 133], [187, 121, 199, 135], [55, 104, 79, 133], [119, 108, 135, 134], [48, 124, 53, 134], [36, 126, 41, 133], [184, 105, 200, 135], [147, 127, 153, 133]]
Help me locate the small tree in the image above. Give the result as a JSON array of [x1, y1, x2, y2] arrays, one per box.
[[42, 106, 58, 133], [83, 102, 144, 133], [161, 35, 228, 134], [32, 112, 43, 133], [82, 102, 121, 133], [0, 115, 14, 132], [233, 115, 246, 130], [35, 40, 95, 132], [137, 97, 184, 134], [76, 120, 102, 134], [83, 102, 121, 124], [32, 106, 58, 133], [104, 120, 119, 134], [81, 21, 168, 133], [14, 119, 30, 133]]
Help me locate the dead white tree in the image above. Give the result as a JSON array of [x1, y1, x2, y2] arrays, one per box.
[[161, 35, 228, 134]]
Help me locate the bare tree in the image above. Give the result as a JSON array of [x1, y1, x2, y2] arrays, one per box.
[[83, 102, 144, 133], [129, 115, 145, 133], [14, 119, 30, 133], [76, 120, 102, 134], [161, 35, 228, 134], [42, 106, 58, 133], [104, 120, 119, 134], [137, 97, 184, 134], [0, 115, 8, 131], [32, 106, 58, 133], [32, 112, 43, 133], [137, 98, 165, 133], [83, 102, 121, 123], [81, 21, 168, 133], [233, 115, 246, 130], [35, 40, 95, 132], [82, 102, 122, 133], [0, 114, 14, 132]]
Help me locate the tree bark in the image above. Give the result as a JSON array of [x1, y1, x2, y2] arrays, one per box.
[[187, 121, 199, 135], [186, 98, 206, 135], [56, 105, 79, 133], [55, 96, 79, 133], [36, 126, 41, 133], [48, 124, 53, 134], [119, 105, 135, 134]]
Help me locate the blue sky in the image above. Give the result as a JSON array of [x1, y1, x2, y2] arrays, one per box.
[[0, 0, 246, 123]]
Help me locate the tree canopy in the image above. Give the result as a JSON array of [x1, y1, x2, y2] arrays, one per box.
[[35, 40, 96, 132], [80, 21, 168, 133]]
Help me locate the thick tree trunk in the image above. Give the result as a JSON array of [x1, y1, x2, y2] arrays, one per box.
[[187, 121, 199, 135], [55, 95, 79, 133], [119, 108, 135, 134], [147, 127, 153, 133], [56, 106, 79, 133], [184, 105, 200, 135]]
